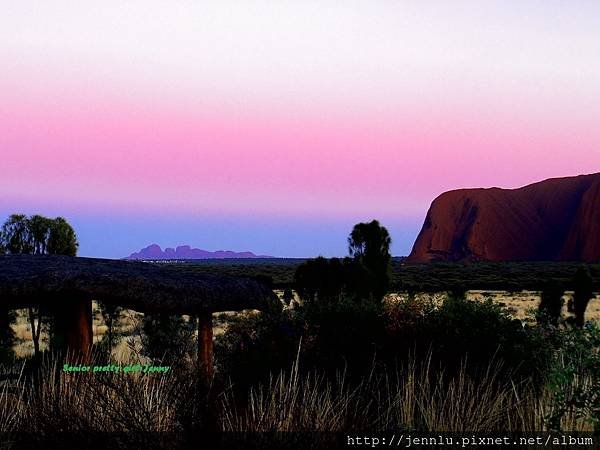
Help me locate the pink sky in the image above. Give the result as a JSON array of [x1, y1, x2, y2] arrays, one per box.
[[1, 2, 599, 257]]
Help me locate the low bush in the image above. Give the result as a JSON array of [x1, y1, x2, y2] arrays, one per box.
[[384, 294, 551, 381], [217, 292, 551, 390], [141, 314, 197, 367], [545, 322, 600, 432], [215, 309, 302, 394]]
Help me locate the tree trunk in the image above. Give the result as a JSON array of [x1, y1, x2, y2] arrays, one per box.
[[197, 312, 213, 381], [0, 307, 13, 358], [107, 314, 113, 354], [53, 298, 93, 362], [28, 307, 40, 358]]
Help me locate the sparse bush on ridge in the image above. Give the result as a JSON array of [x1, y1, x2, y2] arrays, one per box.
[[163, 259, 600, 292]]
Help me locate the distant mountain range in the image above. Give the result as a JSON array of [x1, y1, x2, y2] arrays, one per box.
[[125, 244, 273, 260]]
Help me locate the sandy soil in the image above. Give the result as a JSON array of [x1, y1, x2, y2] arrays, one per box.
[[385, 290, 600, 325]]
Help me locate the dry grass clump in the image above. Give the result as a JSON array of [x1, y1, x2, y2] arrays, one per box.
[[0, 362, 26, 434], [23, 356, 176, 434], [219, 348, 596, 434], [220, 348, 368, 432], [0, 350, 595, 447], [0, 351, 212, 447]]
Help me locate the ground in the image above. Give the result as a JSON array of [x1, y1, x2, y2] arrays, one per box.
[[10, 290, 600, 359]]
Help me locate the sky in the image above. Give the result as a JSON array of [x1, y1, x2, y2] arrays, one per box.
[[1, 1, 599, 258]]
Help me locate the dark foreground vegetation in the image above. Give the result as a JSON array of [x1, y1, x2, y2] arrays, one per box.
[[1, 215, 599, 448], [0, 295, 599, 448]]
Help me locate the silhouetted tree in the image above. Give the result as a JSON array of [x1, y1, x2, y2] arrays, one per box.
[[573, 267, 594, 328], [0, 214, 32, 254], [28, 215, 52, 254], [0, 214, 78, 257], [97, 301, 123, 357], [282, 288, 294, 307], [538, 281, 564, 326], [47, 217, 79, 256], [342, 256, 374, 299], [348, 220, 392, 300], [0, 214, 79, 358], [295, 257, 346, 304], [294, 221, 392, 305]]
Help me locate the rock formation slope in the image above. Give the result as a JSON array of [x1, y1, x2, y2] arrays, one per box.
[[408, 173, 600, 262]]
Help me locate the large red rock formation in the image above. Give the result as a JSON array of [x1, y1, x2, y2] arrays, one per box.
[[408, 173, 600, 262]]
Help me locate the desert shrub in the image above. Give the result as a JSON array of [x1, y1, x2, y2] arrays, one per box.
[[218, 284, 568, 424], [294, 257, 351, 303], [545, 322, 600, 432], [384, 294, 550, 381], [537, 281, 565, 326], [216, 290, 388, 394], [298, 295, 385, 376], [294, 257, 385, 307], [281, 288, 294, 306], [0, 308, 16, 363], [218, 290, 551, 391], [572, 267, 595, 327], [141, 314, 196, 367], [95, 302, 124, 358], [215, 309, 302, 394]]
